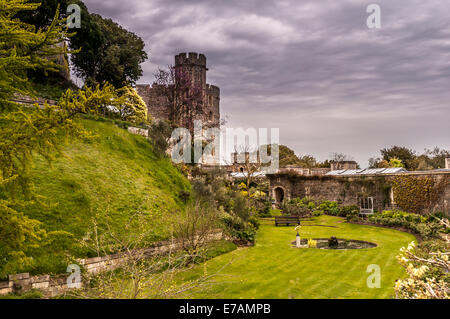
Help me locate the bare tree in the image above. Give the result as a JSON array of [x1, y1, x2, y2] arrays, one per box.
[[153, 65, 203, 132], [232, 145, 262, 190], [330, 152, 354, 163], [67, 210, 228, 299], [175, 200, 221, 263]]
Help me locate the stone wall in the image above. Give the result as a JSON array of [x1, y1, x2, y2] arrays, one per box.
[[127, 126, 148, 137], [268, 171, 450, 215], [205, 84, 220, 128], [11, 95, 57, 107], [135, 84, 172, 121]]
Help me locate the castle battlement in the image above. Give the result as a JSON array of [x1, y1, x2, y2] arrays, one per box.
[[206, 84, 220, 94], [137, 53, 220, 129], [175, 52, 207, 68]]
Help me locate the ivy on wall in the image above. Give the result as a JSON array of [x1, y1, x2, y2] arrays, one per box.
[[392, 176, 448, 214]]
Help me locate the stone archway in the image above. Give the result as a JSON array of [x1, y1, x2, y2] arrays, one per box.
[[274, 187, 285, 205]]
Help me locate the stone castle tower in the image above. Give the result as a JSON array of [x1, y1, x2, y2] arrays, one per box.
[[136, 52, 220, 131]]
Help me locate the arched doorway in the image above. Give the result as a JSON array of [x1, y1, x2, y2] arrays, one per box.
[[274, 187, 285, 205]]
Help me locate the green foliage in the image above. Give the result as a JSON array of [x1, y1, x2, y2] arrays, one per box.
[[312, 210, 324, 216], [381, 146, 416, 170], [220, 210, 258, 245], [260, 144, 323, 168], [370, 145, 450, 170], [307, 238, 317, 248], [282, 197, 358, 219], [317, 200, 339, 215], [59, 83, 149, 124], [389, 157, 404, 168], [365, 210, 445, 239], [0, 289, 43, 299], [147, 120, 173, 155], [188, 171, 258, 245], [392, 175, 448, 214], [69, 9, 148, 87], [281, 197, 315, 217], [328, 236, 338, 249], [0, 0, 72, 110], [15, 0, 70, 31], [116, 86, 149, 124]]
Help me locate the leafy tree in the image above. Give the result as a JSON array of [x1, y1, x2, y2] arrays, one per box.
[[370, 146, 449, 170], [60, 83, 149, 124], [261, 144, 302, 167], [69, 9, 148, 88], [14, 0, 77, 88], [381, 146, 416, 170], [298, 155, 317, 168], [14, 0, 70, 31], [389, 158, 404, 168], [116, 86, 149, 124], [0, 0, 72, 110]]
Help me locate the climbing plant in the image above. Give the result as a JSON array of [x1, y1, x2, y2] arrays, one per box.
[[392, 176, 448, 214]]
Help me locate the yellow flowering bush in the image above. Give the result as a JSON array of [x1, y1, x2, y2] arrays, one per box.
[[308, 239, 317, 248]]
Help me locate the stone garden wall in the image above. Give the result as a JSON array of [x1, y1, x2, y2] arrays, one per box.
[[268, 171, 450, 214]]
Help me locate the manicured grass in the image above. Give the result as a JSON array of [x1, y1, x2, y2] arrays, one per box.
[[179, 215, 416, 299]]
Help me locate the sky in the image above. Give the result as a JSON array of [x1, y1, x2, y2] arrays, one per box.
[[82, 0, 450, 167]]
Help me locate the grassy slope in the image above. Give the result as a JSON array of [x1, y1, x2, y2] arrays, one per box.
[[178, 215, 416, 299], [21, 117, 190, 273]]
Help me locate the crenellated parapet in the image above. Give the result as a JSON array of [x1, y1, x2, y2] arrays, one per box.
[[175, 52, 207, 69], [137, 52, 220, 130]]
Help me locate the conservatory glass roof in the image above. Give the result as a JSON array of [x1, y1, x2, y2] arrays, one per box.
[[325, 167, 407, 176]]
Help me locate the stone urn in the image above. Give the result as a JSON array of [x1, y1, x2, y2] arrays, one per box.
[[296, 232, 301, 248]]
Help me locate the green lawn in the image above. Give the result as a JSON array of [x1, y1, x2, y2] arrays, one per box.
[[180, 215, 416, 299]]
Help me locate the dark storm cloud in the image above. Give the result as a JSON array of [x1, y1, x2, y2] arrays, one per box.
[[82, 0, 450, 166]]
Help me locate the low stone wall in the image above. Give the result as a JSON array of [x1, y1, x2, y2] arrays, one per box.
[[0, 273, 68, 297], [127, 126, 148, 137], [11, 95, 57, 107], [0, 231, 223, 297]]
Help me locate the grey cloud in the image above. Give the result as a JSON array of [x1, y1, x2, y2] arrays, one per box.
[[82, 0, 450, 166]]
